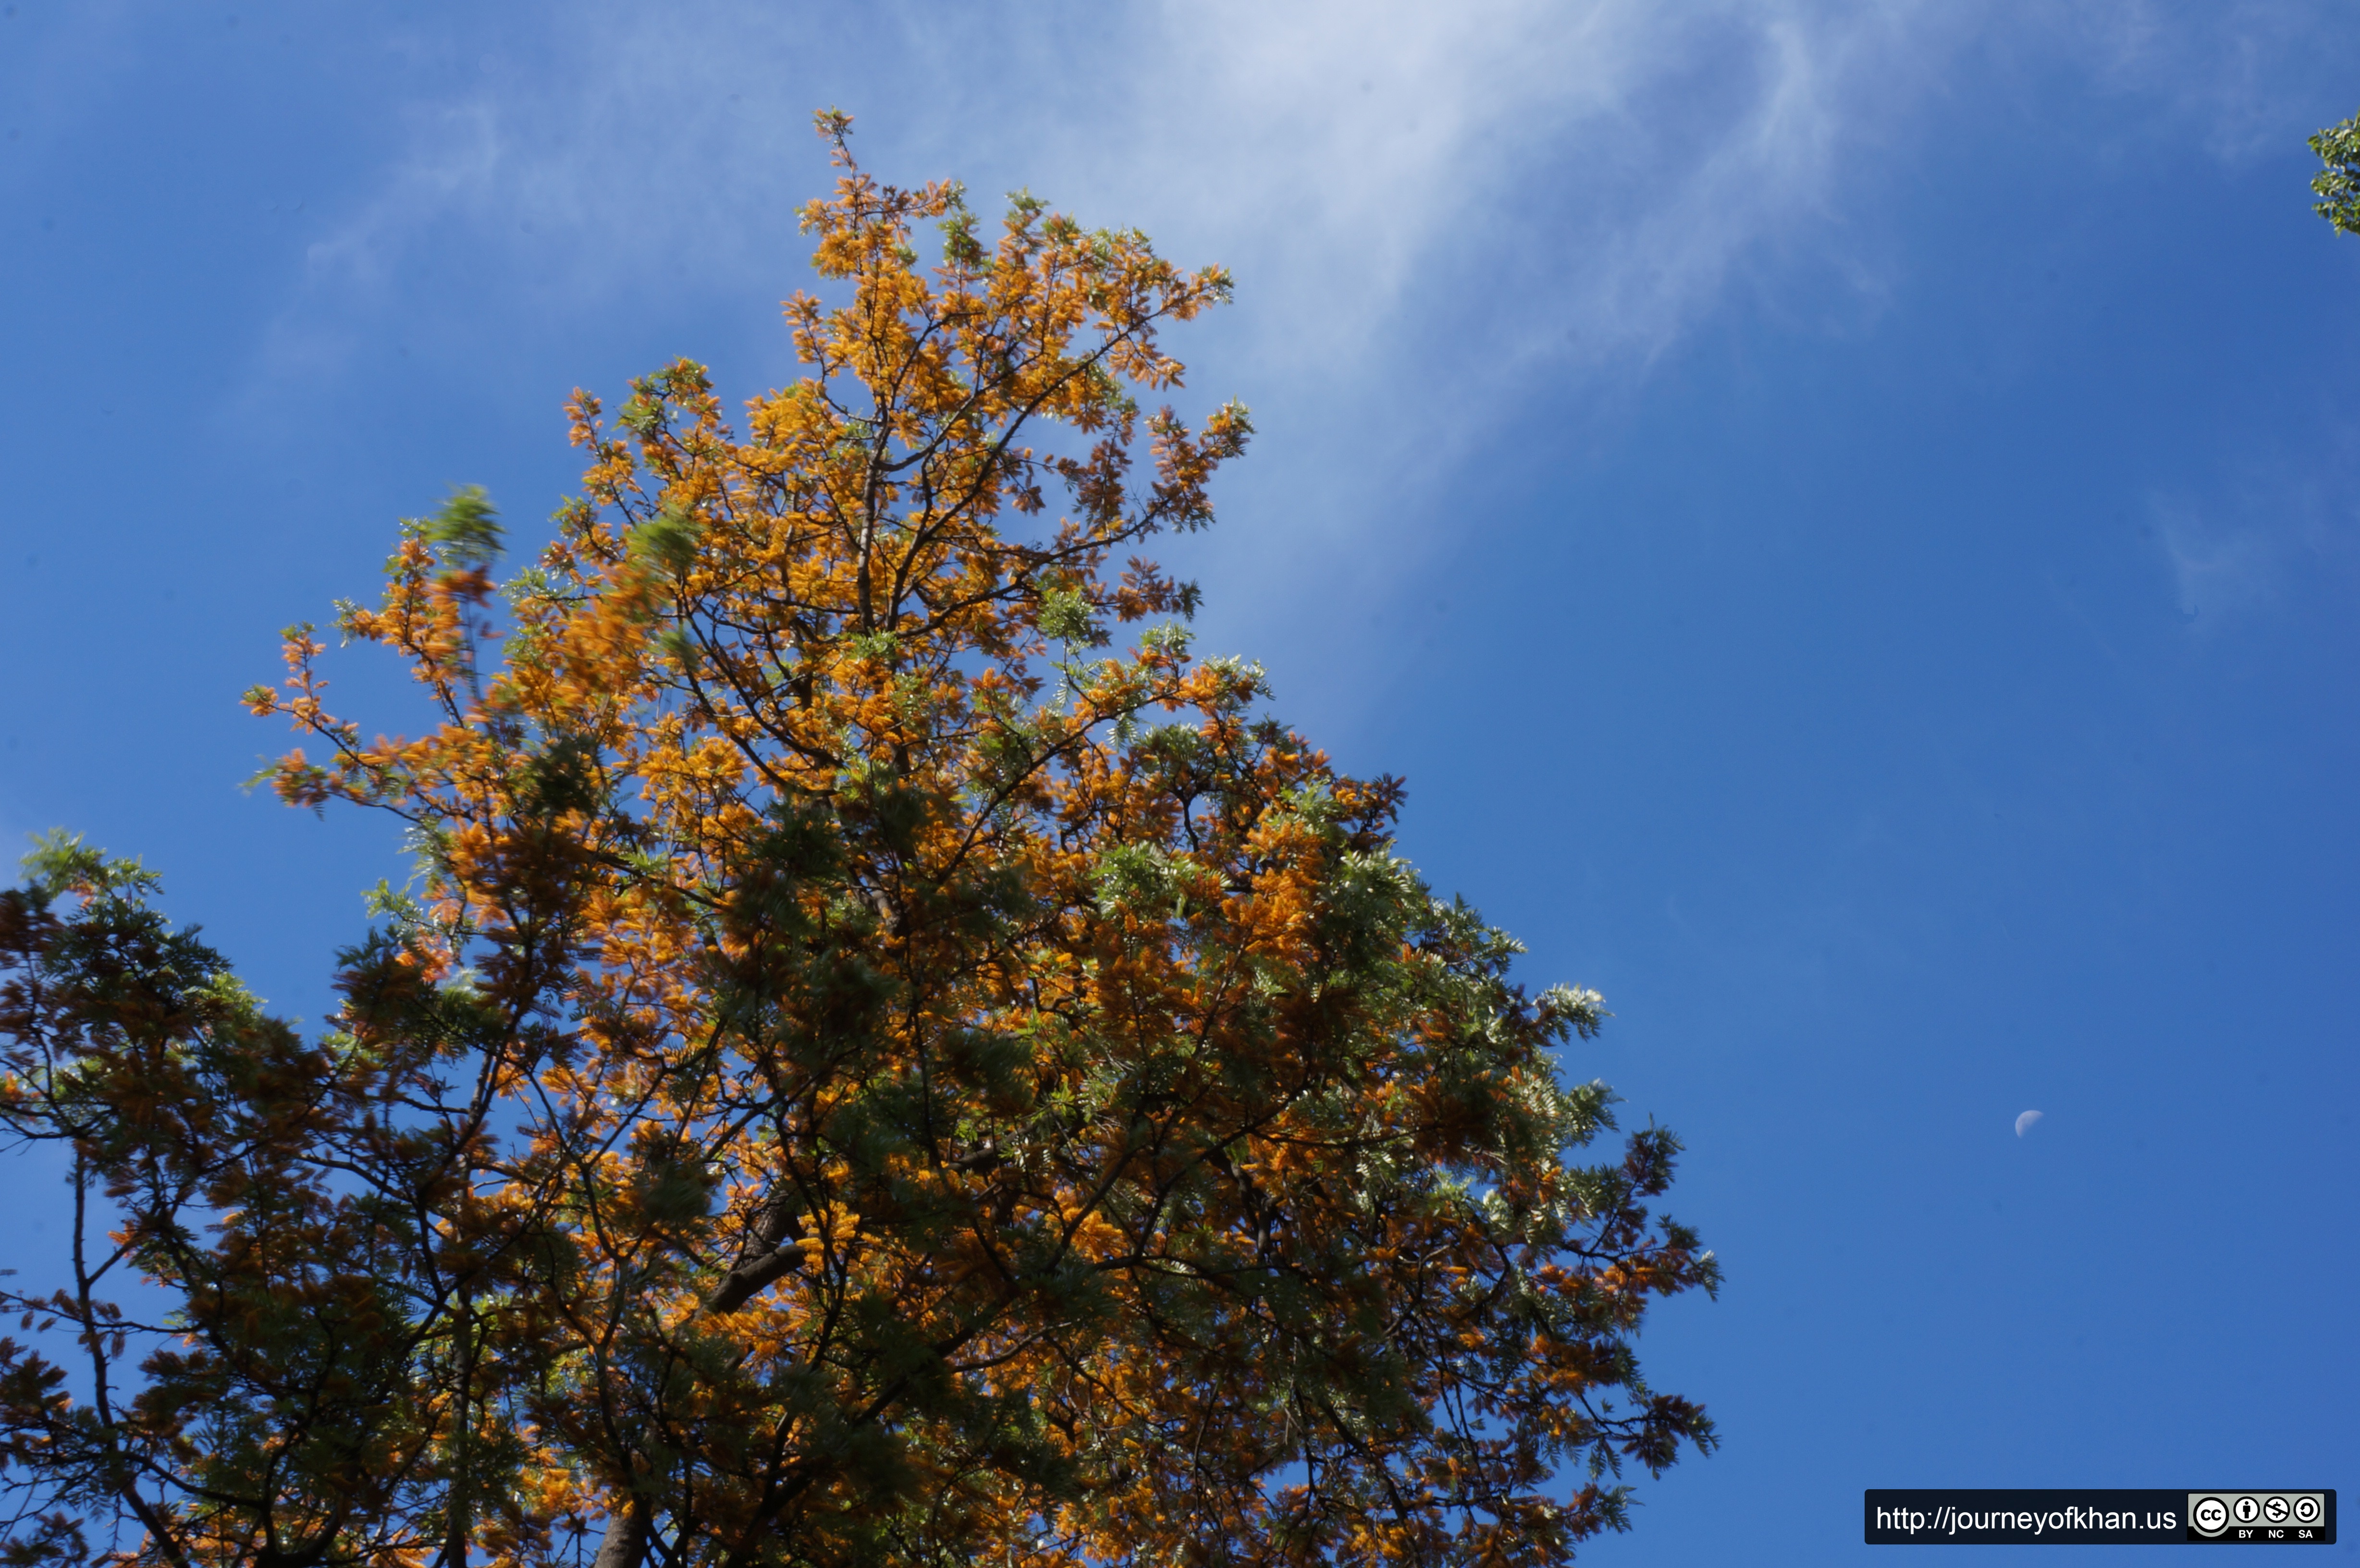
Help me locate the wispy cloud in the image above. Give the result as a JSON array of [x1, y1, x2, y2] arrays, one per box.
[[2043, 0, 2355, 162], [2151, 495, 2277, 625], [2148, 429, 2360, 629], [269, 0, 1934, 376], [251, 1, 1946, 623], [243, 0, 2357, 660]]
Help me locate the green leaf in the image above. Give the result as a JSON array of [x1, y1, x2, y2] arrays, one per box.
[[2310, 110, 2360, 236]]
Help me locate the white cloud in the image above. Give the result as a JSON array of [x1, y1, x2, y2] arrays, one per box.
[[242, 0, 2358, 674], [268, 1, 1888, 352], [249, 1, 1948, 638], [259, 1, 1923, 415]]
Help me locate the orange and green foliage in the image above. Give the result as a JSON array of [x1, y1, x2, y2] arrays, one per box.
[[0, 116, 1717, 1568]]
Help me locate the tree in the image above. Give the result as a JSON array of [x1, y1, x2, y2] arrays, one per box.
[[0, 115, 1717, 1568], [2310, 108, 2360, 235]]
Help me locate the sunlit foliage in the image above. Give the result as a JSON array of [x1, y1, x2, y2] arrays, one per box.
[[2312, 107, 2360, 235], [0, 116, 1716, 1568]]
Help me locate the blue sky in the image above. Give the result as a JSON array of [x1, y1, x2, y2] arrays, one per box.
[[3, 2, 2356, 1561]]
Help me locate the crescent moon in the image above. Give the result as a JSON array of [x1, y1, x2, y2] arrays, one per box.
[[2015, 1109, 2043, 1138]]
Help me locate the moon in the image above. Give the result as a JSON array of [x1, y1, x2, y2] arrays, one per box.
[[2015, 1109, 2044, 1138]]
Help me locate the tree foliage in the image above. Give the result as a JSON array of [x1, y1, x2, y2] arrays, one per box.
[[0, 116, 1716, 1568], [2310, 107, 2360, 235]]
